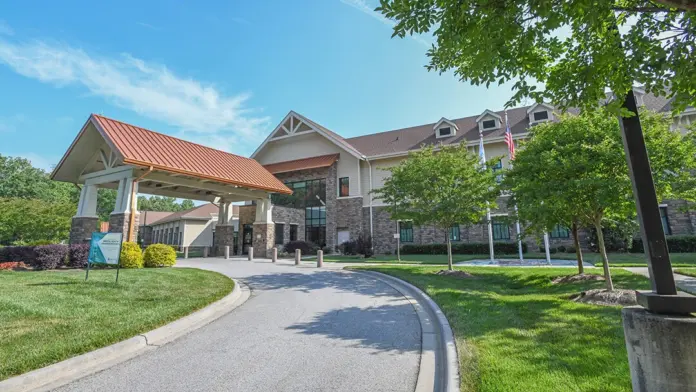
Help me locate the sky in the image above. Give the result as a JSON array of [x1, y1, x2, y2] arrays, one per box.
[[0, 0, 519, 171]]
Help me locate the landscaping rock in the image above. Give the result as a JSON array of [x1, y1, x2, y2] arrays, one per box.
[[552, 274, 605, 284], [571, 289, 637, 306], [436, 270, 476, 279]]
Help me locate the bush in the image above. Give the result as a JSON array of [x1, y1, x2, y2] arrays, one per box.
[[321, 246, 333, 255], [143, 243, 176, 267], [566, 246, 577, 254], [34, 244, 69, 270], [120, 242, 144, 269], [557, 245, 567, 253], [356, 235, 373, 257], [401, 241, 528, 255], [588, 221, 638, 253], [69, 244, 90, 268], [631, 235, 696, 253], [283, 241, 317, 255], [0, 246, 36, 263], [26, 240, 55, 246], [339, 239, 359, 255]]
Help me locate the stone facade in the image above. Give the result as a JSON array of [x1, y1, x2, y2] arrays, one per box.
[[253, 223, 275, 258], [272, 205, 305, 248], [238, 205, 256, 255], [336, 197, 364, 242], [69, 217, 99, 245], [109, 212, 139, 242], [663, 199, 695, 235], [214, 225, 236, 257]]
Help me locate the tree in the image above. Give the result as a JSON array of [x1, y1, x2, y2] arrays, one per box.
[[0, 198, 75, 245], [503, 109, 696, 290], [138, 196, 196, 213], [373, 145, 499, 270], [0, 154, 77, 203], [377, 0, 696, 112]]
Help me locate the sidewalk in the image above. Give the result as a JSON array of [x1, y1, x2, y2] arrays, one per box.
[[624, 267, 696, 294]]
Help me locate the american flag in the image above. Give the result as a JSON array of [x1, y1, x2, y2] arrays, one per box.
[[504, 110, 515, 160]]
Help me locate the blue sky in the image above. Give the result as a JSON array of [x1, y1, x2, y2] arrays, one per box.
[[0, 0, 519, 171]]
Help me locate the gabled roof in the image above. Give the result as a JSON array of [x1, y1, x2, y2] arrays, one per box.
[[139, 211, 175, 226], [263, 153, 340, 174], [148, 203, 226, 226], [526, 102, 554, 114], [433, 117, 459, 131], [251, 111, 365, 160], [475, 109, 502, 122], [52, 115, 291, 194]]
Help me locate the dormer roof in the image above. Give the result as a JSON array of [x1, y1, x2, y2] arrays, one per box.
[[433, 117, 459, 131], [475, 109, 502, 122]]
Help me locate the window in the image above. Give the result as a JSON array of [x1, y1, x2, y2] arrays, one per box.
[[275, 223, 284, 245], [660, 207, 672, 235], [399, 221, 414, 243], [339, 177, 350, 197], [492, 219, 510, 240], [533, 111, 549, 122], [482, 119, 497, 129], [439, 127, 451, 136], [305, 206, 326, 246], [271, 179, 326, 208], [290, 224, 298, 241], [174, 227, 179, 245], [449, 225, 460, 241], [550, 224, 570, 239]]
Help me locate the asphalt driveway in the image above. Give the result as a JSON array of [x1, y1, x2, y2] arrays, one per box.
[[54, 258, 421, 392]]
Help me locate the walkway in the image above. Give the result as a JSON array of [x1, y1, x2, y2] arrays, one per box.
[[55, 258, 421, 392], [624, 267, 696, 294]]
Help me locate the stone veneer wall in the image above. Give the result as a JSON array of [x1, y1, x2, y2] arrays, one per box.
[[272, 206, 305, 248], [69, 217, 99, 245], [238, 205, 256, 255], [336, 197, 364, 242], [253, 223, 274, 258], [663, 199, 695, 235], [214, 225, 236, 256], [109, 213, 139, 242]]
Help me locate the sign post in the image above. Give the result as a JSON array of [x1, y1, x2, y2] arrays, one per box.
[[87, 232, 123, 283]]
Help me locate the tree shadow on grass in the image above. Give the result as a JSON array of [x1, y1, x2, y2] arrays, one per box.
[[241, 270, 402, 298], [25, 282, 80, 286], [286, 303, 421, 354]]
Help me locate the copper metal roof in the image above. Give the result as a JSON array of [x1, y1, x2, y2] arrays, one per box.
[[91, 115, 291, 194], [263, 153, 340, 174]]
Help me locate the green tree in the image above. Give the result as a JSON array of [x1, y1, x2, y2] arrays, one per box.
[[504, 110, 696, 290], [0, 154, 77, 203], [377, 0, 696, 111], [373, 145, 499, 270], [0, 198, 75, 245]]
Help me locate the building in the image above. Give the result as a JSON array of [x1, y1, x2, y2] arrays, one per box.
[[137, 204, 240, 250], [240, 90, 696, 255]]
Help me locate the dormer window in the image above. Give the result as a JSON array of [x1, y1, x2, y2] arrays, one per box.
[[527, 103, 555, 124], [482, 119, 497, 130], [434, 117, 458, 139], [533, 111, 549, 122]]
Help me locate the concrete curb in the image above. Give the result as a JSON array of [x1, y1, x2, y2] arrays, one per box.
[[354, 271, 460, 392], [1, 280, 251, 392]]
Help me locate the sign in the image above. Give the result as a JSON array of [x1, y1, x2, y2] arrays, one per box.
[[89, 232, 123, 265], [393, 233, 400, 239]]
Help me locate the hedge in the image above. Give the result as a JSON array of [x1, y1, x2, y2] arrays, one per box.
[[631, 235, 696, 253], [401, 241, 528, 255], [68, 244, 90, 268], [34, 244, 69, 270], [120, 242, 144, 268]]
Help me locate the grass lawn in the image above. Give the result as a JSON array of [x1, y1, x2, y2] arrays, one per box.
[[674, 268, 696, 278], [0, 268, 234, 381], [323, 252, 696, 267], [349, 265, 649, 392]]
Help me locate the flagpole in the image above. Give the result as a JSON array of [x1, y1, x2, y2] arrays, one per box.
[[504, 110, 525, 262], [480, 130, 495, 262]]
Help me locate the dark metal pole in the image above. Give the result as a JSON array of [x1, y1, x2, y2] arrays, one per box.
[[617, 90, 677, 296]]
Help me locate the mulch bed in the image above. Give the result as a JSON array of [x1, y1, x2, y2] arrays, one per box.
[[552, 274, 605, 284], [570, 289, 638, 306], [436, 270, 476, 279]]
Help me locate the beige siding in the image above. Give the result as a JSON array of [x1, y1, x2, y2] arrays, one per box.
[[182, 220, 214, 247], [254, 132, 362, 197]]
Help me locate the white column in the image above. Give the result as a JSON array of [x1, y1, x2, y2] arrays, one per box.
[[113, 177, 136, 214], [254, 197, 273, 224], [76, 185, 98, 217]]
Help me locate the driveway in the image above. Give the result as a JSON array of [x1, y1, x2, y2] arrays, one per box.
[[55, 258, 421, 392]]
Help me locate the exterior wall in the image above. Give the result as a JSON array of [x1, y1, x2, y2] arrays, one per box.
[[139, 225, 154, 246], [336, 197, 364, 242], [662, 199, 695, 236], [272, 205, 305, 248], [109, 212, 139, 243], [238, 205, 256, 255], [183, 220, 214, 247], [69, 217, 99, 245], [254, 132, 362, 197]]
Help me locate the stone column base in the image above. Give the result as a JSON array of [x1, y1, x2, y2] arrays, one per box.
[[69, 217, 99, 245], [253, 223, 275, 258], [214, 225, 236, 257], [622, 306, 696, 391], [109, 212, 140, 243]]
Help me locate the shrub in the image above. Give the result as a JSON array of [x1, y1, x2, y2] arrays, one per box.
[[68, 244, 90, 268], [631, 235, 696, 253], [339, 239, 359, 255], [321, 246, 333, 255], [0, 261, 27, 270], [401, 241, 528, 255], [283, 241, 317, 255], [26, 240, 55, 246], [566, 246, 577, 254], [34, 244, 69, 270], [143, 243, 176, 267], [356, 235, 373, 257], [120, 242, 144, 269], [557, 245, 567, 253], [0, 246, 36, 263]]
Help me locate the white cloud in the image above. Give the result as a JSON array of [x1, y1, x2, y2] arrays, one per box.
[[339, 0, 431, 46], [0, 38, 270, 149], [0, 20, 13, 36]]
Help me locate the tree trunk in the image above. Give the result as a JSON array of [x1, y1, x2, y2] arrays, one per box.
[[447, 235, 453, 271], [572, 221, 584, 275], [594, 220, 614, 291]]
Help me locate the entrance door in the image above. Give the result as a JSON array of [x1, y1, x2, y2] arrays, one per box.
[[242, 224, 253, 255]]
